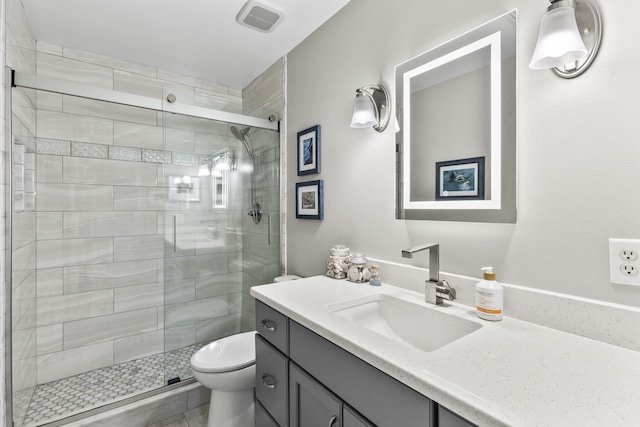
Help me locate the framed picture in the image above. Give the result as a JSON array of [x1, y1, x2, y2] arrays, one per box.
[[435, 157, 485, 200], [168, 175, 201, 202], [297, 125, 320, 176], [296, 180, 323, 220]]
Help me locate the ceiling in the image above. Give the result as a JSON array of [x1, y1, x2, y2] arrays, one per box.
[[21, 0, 352, 90]]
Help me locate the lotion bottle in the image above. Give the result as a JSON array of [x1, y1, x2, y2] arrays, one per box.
[[476, 267, 503, 321]]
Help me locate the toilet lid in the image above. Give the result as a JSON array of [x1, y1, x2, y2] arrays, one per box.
[[190, 331, 256, 373]]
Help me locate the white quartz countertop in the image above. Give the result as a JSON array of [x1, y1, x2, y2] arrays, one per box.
[[250, 276, 640, 427]]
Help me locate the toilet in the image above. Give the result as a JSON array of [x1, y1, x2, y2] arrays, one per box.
[[190, 331, 257, 427]]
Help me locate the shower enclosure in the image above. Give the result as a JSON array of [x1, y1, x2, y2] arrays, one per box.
[[6, 71, 281, 426]]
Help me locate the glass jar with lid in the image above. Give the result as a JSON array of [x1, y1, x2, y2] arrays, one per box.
[[347, 253, 371, 283], [326, 245, 350, 279]]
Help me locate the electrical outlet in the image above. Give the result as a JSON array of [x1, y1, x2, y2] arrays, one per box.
[[609, 239, 640, 286]]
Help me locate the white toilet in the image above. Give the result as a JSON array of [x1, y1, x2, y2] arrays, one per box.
[[190, 331, 257, 427]]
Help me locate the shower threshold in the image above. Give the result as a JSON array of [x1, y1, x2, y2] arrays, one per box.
[[15, 344, 203, 427]]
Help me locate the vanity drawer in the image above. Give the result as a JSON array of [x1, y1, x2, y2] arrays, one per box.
[[256, 300, 289, 355], [290, 321, 430, 427], [256, 335, 288, 427]]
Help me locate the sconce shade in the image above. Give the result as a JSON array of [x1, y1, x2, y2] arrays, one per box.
[[530, 5, 588, 70], [216, 155, 232, 171], [198, 163, 211, 176], [349, 85, 391, 132], [350, 92, 378, 128]]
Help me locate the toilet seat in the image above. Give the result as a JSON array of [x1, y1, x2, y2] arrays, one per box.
[[191, 331, 256, 373]]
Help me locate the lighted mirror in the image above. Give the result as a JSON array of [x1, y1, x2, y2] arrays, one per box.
[[396, 10, 517, 223]]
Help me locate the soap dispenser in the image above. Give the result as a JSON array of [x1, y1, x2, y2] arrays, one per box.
[[476, 267, 503, 321]]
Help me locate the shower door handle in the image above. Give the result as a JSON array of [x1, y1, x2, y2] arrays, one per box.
[[172, 215, 178, 253], [267, 214, 271, 246]]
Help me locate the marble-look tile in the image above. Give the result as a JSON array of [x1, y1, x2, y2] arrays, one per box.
[[63, 156, 158, 187], [63, 95, 157, 126], [187, 386, 211, 410], [64, 47, 158, 78], [37, 183, 114, 212], [194, 313, 241, 345], [158, 69, 229, 95], [114, 121, 163, 150], [36, 41, 62, 55], [64, 211, 158, 238], [164, 253, 229, 281], [145, 414, 189, 427], [36, 268, 63, 297], [184, 404, 208, 427], [114, 235, 164, 262], [36, 91, 63, 112], [114, 282, 163, 312], [36, 154, 62, 184], [165, 325, 196, 352], [36, 324, 63, 355], [36, 212, 63, 240], [36, 289, 113, 326], [164, 128, 195, 153], [113, 69, 165, 99], [12, 210, 36, 245], [12, 357, 37, 391], [64, 259, 159, 293], [37, 237, 113, 269], [37, 110, 114, 145], [114, 330, 164, 364], [113, 186, 165, 211], [36, 341, 114, 384], [195, 272, 243, 299], [63, 307, 158, 349], [38, 52, 114, 90], [165, 279, 196, 305], [13, 328, 37, 360], [165, 296, 229, 328], [195, 89, 242, 115]]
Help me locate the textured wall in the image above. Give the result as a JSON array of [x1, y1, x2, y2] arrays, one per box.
[[286, 0, 640, 308]]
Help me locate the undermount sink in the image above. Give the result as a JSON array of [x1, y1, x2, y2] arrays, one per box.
[[326, 293, 481, 353]]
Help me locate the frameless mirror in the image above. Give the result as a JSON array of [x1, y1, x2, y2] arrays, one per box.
[[396, 10, 517, 223]]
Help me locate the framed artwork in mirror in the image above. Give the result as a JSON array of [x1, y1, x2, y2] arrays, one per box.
[[296, 180, 323, 220], [297, 125, 320, 175], [435, 157, 485, 200]]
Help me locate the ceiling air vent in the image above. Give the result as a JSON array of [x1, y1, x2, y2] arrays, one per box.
[[236, 1, 283, 33]]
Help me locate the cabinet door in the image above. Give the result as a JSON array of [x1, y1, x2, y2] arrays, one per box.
[[256, 401, 280, 427], [438, 406, 477, 427], [344, 405, 375, 427], [256, 335, 289, 427], [290, 362, 342, 427]]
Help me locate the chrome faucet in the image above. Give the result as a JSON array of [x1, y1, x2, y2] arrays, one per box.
[[401, 243, 457, 305]]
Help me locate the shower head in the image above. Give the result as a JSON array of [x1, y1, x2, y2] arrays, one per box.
[[230, 126, 251, 142]]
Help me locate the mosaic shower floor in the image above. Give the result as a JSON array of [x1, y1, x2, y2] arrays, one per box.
[[16, 344, 202, 427]]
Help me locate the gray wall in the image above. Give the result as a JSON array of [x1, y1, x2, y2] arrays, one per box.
[[286, 0, 640, 308]]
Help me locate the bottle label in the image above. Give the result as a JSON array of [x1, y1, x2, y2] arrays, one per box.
[[476, 290, 502, 315]]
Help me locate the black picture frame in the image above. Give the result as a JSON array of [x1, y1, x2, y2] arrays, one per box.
[[295, 180, 323, 220], [297, 125, 320, 176], [435, 157, 485, 200]]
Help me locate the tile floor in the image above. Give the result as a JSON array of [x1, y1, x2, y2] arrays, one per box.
[[144, 404, 208, 427], [16, 344, 202, 426]]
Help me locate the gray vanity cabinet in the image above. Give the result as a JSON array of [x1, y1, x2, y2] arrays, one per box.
[[290, 362, 342, 427], [255, 301, 474, 427]]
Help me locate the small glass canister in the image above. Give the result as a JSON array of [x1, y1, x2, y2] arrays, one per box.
[[347, 253, 372, 283], [326, 245, 350, 279]]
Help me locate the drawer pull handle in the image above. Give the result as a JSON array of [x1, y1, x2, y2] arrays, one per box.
[[262, 375, 277, 389], [328, 415, 337, 427], [261, 320, 276, 332]]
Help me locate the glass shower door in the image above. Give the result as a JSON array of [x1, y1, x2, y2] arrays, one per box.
[[161, 110, 280, 384]]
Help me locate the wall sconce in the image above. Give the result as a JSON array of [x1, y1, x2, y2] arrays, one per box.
[[529, 0, 602, 78], [350, 85, 391, 132], [198, 152, 236, 176]]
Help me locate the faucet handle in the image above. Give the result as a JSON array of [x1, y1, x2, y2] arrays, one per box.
[[436, 279, 456, 302]]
